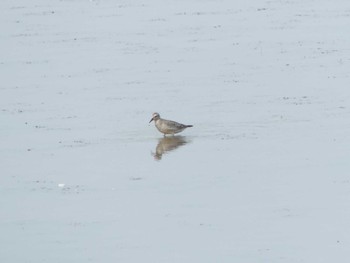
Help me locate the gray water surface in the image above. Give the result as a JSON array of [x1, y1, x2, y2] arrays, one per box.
[[1, 0, 350, 262]]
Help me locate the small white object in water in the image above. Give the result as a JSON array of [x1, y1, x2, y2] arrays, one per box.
[[58, 183, 65, 188]]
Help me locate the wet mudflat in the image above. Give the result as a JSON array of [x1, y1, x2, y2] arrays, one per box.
[[1, 0, 350, 262]]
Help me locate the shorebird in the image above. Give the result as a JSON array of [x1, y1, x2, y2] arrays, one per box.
[[149, 112, 193, 136]]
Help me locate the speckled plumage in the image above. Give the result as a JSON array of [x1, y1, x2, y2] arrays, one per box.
[[149, 112, 193, 136]]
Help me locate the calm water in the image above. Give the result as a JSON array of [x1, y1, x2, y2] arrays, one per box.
[[2, 0, 350, 262]]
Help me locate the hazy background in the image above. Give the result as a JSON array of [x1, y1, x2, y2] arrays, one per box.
[[1, 0, 350, 262]]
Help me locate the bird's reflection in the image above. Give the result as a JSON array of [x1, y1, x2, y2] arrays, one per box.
[[152, 136, 190, 160]]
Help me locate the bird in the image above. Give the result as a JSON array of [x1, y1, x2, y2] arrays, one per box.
[[149, 112, 193, 136]]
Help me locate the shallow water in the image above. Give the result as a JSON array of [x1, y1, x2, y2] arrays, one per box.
[[1, 0, 350, 262]]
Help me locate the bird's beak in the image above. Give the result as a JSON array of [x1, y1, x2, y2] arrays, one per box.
[[149, 117, 154, 123]]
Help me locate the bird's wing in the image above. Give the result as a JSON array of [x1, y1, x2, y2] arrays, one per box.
[[166, 120, 187, 129]]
